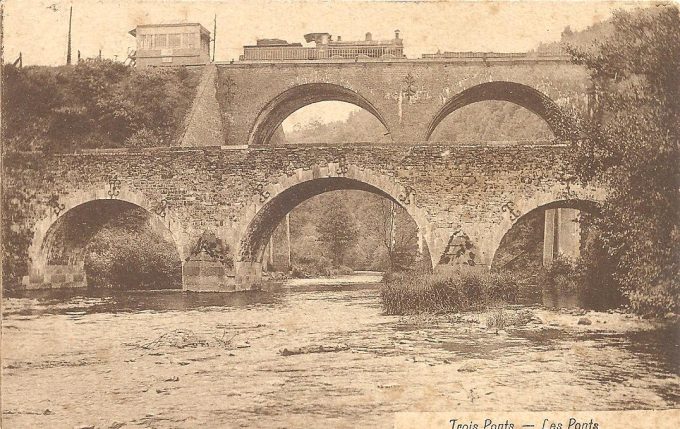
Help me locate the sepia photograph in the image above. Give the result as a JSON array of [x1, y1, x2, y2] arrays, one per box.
[[0, 0, 678, 427]]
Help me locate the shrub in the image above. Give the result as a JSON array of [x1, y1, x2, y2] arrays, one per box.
[[486, 308, 508, 330], [537, 257, 582, 294], [84, 209, 182, 290], [330, 265, 354, 276], [290, 256, 356, 278], [380, 268, 522, 315], [537, 255, 623, 310], [126, 128, 163, 149]]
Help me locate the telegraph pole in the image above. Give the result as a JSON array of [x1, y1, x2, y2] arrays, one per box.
[[389, 201, 396, 253], [1, 5, 5, 378], [269, 235, 274, 268], [212, 14, 216, 62], [66, 6, 73, 65], [286, 213, 292, 271]]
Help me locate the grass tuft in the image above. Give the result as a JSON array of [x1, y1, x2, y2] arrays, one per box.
[[381, 267, 528, 315]]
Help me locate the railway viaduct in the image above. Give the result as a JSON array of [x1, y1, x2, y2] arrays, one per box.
[[6, 56, 606, 291]]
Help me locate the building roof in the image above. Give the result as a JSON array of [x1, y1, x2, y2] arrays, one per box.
[[255, 39, 302, 47], [304, 33, 331, 43], [329, 39, 402, 46], [129, 23, 211, 37], [244, 43, 303, 48]]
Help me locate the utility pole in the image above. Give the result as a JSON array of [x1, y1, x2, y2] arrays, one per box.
[[389, 201, 396, 253], [1, 3, 5, 346], [212, 14, 216, 62], [286, 213, 292, 272], [66, 5, 73, 65], [269, 234, 274, 268]]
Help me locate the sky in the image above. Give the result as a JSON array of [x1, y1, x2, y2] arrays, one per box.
[[3, 0, 649, 66], [2, 0, 652, 129]]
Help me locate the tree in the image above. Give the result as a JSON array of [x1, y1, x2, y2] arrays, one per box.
[[374, 199, 419, 271], [567, 5, 680, 315], [315, 200, 358, 265], [561, 26, 574, 39]]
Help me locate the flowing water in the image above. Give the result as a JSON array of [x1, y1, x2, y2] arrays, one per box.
[[2, 282, 678, 428]]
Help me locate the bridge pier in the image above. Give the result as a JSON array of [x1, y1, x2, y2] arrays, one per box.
[[234, 261, 263, 290], [181, 259, 259, 292], [22, 262, 87, 290], [543, 208, 581, 265], [180, 260, 261, 292]]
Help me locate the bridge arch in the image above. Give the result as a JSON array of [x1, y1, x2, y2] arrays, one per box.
[[425, 81, 568, 141], [489, 197, 601, 272], [25, 187, 186, 288], [247, 83, 393, 146], [234, 164, 433, 277]]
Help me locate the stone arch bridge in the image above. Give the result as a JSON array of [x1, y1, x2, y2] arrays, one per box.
[[211, 57, 591, 147], [7, 57, 605, 291]]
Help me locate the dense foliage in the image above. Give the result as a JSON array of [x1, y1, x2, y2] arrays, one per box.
[[84, 208, 182, 290], [537, 253, 621, 311], [267, 191, 421, 274], [2, 59, 200, 152], [567, 5, 680, 315], [2, 61, 198, 287], [315, 199, 359, 265], [371, 199, 420, 271]]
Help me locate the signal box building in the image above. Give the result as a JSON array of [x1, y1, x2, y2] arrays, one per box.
[[129, 23, 211, 67]]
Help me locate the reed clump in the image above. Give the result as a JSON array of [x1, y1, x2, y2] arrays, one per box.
[[381, 268, 525, 315]]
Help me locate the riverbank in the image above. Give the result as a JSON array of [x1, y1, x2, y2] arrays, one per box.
[[3, 284, 678, 428]]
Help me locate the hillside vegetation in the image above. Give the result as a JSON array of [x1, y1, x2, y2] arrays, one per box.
[[2, 59, 200, 153], [278, 100, 554, 145]]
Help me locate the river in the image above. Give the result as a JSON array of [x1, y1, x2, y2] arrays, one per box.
[[2, 282, 678, 428]]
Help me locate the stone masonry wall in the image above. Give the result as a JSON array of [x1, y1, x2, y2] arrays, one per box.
[[181, 65, 225, 147], [5, 143, 605, 290], [216, 60, 590, 146]]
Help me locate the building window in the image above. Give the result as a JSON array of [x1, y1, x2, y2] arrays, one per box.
[[182, 33, 196, 48], [155, 34, 168, 49], [139, 34, 151, 49], [168, 33, 182, 48]]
